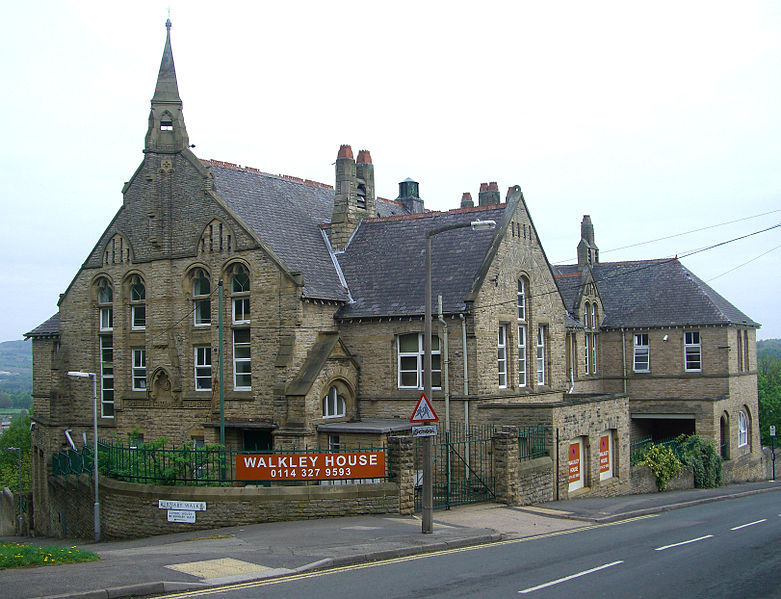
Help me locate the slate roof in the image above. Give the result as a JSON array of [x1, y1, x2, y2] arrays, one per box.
[[206, 162, 416, 302], [24, 313, 60, 338], [208, 164, 347, 301], [336, 205, 507, 319], [554, 259, 759, 329]]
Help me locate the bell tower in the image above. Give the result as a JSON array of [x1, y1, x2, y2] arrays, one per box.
[[144, 19, 189, 154]]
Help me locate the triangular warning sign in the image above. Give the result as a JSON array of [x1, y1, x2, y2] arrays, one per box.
[[410, 392, 438, 423]]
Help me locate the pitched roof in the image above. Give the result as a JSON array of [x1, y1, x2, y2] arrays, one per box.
[[554, 259, 759, 329], [336, 205, 507, 318], [207, 163, 346, 300], [205, 161, 414, 302], [25, 313, 60, 339]]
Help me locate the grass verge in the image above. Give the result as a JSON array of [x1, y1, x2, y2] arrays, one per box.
[[0, 541, 99, 569]]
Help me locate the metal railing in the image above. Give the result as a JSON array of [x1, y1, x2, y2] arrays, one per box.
[[52, 441, 391, 486], [518, 425, 549, 460]]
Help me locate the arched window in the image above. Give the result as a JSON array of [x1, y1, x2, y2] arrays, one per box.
[[230, 264, 250, 324], [517, 278, 527, 321], [323, 386, 346, 418], [97, 279, 113, 331], [130, 276, 146, 330], [738, 410, 749, 448], [584, 302, 590, 328], [591, 304, 597, 329], [192, 269, 211, 326]]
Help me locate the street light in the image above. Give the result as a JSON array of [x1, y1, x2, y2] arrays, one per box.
[[67, 371, 101, 542], [6, 447, 22, 535], [422, 218, 496, 534]]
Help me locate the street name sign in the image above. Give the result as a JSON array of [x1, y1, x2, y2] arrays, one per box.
[[413, 425, 438, 437]]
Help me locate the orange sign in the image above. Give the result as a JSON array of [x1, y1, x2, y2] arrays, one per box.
[[568, 442, 581, 483], [599, 435, 611, 473], [235, 451, 386, 481]]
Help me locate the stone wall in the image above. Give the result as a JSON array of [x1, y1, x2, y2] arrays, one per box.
[[630, 465, 694, 494]]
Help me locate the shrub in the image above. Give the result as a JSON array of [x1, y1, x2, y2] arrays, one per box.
[[641, 443, 682, 491], [676, 434, 721, 488]]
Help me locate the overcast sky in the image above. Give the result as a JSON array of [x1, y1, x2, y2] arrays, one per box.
[[2, 1, 780, 342]]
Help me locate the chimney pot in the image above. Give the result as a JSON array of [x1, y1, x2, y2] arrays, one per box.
[[338, 144, 354, 159], [356, 149, 372, 164], [480, 182, 488, 192]]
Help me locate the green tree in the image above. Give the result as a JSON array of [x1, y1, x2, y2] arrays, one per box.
[[758, 354, 781, 446], [0, 412, 31, 492]]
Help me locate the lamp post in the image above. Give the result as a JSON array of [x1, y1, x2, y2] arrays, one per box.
[[422, 219, 495, 534], [6, 447, 22, 535], [67, 371, 100, 542]]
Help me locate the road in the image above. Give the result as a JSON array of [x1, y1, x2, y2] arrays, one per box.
[[155, 491, 781, 599]]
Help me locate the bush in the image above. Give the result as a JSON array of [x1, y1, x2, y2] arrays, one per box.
[[641, 443, 682, 491], [676, 434, 721, 488]]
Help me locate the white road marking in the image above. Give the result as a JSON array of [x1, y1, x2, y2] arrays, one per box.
[[655, 534, 713, 551], [731, 519, 767, 530], [518, 561, 624, 594]]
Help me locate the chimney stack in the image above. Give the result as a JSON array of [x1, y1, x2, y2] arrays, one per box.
[[478, 182, 500, 205], [460, 192, 474, 208]]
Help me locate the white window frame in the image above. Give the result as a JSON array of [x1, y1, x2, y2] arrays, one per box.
[[684, 331, 701, 372], [192, 270, 211, 327], [517, 325, 527, 387], [99, 335, 114, 418], [131, 347, 146, 391], [130, 279, 146, 330], [322, 386, 346, 418], [99, 306, 114, 332], [592, 333, 598, 374], [633, 333, 650, 373], [584, 333, 590, 374], [397, 333, 441, 390], [497, 326, 508, 388], [738, 410, 748, 447], [231, 265, 251, 325], [194, 346, 212, 391], [233, 329, 252, 391], [517, 278, 526, 320], [536, 325, 546, 386]]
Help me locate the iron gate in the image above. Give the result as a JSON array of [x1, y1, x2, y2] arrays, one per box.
[[414, 423, 496, 511]]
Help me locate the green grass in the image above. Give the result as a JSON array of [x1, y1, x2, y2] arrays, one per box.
[[0, 542, 99, 569]]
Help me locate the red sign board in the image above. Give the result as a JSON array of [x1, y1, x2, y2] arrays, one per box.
[[235, 451, 385, 481], [599, 435, 611, 474], [568, 442, 581, 484], [410, 392, 438, 423]]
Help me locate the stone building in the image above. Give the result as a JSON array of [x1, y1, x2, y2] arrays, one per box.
[[25, 21, 762, 534]]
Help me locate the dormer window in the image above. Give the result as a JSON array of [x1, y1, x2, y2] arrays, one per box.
[[357, 183, 367, 209]]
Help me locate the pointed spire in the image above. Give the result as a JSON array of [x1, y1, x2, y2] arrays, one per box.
[[145, 19, 189, 154], [152, 19, 181, 104]]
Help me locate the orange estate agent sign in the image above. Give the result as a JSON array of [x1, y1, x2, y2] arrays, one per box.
[[235, 451, 386, 481], [568, 442, 581, 484], [599, 435, 611, 473]]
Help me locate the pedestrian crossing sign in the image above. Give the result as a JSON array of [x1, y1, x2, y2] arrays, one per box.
[[410, 392, 438, 423]]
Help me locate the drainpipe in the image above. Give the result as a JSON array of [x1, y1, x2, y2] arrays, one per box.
[[621, 329, 627, 394], [460, 313, 470, 478], [438, 296, 450, 433], [438, 296, 451, 500]]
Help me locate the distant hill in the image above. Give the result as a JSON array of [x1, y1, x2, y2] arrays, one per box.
[[758, 339, 781, 361], [0, 339, 32, 397]]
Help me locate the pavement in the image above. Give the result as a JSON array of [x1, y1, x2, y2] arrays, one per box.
[[2, 480, 779, 599]]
